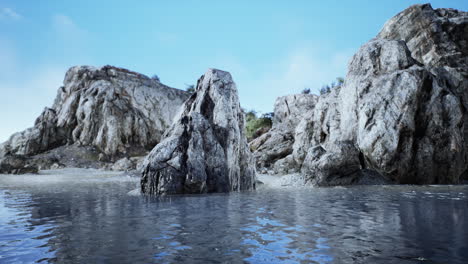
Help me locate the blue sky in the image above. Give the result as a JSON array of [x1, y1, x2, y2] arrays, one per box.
[[0, 0, 467, 142]]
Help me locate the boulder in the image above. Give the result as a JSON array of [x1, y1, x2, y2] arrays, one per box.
[[111, 158, 135, 171], [141, 69, 256, 195], [111, 156, 144, 171], [301, 142, 361, 186]]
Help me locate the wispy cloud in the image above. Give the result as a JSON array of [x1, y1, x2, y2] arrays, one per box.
[[0, 38, 19, 78], [0, 7, 22, 20], [0, 66, 66, 143], [50, 14, 91, 63], [236, 46, 354, 113], [53, 14, 87, 38], [0, 14, 92, 142]]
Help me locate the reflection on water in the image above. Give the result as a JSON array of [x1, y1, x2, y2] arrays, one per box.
[[0, 169, 468, 264]]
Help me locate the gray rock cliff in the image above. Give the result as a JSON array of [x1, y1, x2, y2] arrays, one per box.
[[141, 69, 256, 195], [249, 94, 317, 174], [0, 65, 189, 173], [291, 4, 468, 185]]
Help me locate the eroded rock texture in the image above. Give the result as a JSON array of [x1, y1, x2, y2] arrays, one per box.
[[249, 94, 317, 174], [141, 69, 256, 195], [0, 65, 189, 173], [291, 4, 468, 185]]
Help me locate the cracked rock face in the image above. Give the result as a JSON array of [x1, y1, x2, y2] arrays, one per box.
[[0, 65, 189, 173], [378, 3, 468, 181], [0, 155, 39, 174], [301, 39, 465, 185], [292, 4, 468, 185], [249, 94, 318, 174], [301, 141, 362, 186], [141, 69, 256, 195], [377, 4, 467, 69]]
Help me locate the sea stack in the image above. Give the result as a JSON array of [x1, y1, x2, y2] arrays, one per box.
[[141, 69, 256, 195]]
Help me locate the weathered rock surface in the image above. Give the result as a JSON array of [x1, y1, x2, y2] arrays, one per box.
[[0, 65, 189, 173], [249, 94, 317, 174], [141, 69, 256, 195], [377, 4, 467, 69], [289, 4, 468, 185], [0, 155, 39, 174], [301, 141, 362, 186], [111, 156, 144, 171]]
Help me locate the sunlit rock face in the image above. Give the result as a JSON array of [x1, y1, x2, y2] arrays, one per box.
[[0, 65, 189, 173], [289, 4, 468, 185], [299, 39, 465, 185], [377, 4, 467, 69], [141, 69, 256, 195], [378, 3, 468, 181], [249, 94, 318, 174]]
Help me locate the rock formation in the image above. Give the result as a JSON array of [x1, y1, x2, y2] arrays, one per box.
[[141, 69, 256, 195], [2, 3, 466, 188], [287, 4, 468, 185], [378, 3, 468, 181], [0, 65, 189, 173], [249, 94, 317, 174]]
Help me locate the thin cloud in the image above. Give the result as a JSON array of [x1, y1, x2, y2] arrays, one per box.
[[0, 66, 66, 143], [0, 14, 92, 142], [50, 14, 91, 63], [237, 46, 353, 113], [53, 14, 85, 36], [0, 7, 22, 20]]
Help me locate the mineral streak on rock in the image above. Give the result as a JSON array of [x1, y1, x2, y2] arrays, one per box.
[[141, 69, 256, 195]]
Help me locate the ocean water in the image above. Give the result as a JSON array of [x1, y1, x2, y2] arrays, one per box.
[[0, 169, 467, 264]]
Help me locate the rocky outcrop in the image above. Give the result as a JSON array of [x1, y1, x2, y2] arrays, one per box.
[[301, 141, 362, 186], [377, 4, 467, 69], [288, 4, 468, 185], [141, 69, 256, 195], [249, 94, 317, 174], [378, 3, 468, 182], [0, 155, 39, 174], [0, 65, 189, 173], [111, 156, 144, 171]]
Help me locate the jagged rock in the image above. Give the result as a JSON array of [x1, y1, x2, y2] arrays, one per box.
[[250, 94, 317, 173], [378, 3, 468, 181], [111, 156, 144, 171], [292, 87, 342, 166], [141, 69, 256, 195], [272, 154, 297, 175], [0, 155, 38, 174], [272, 94, 319, 129], [349, 39, 465, 184], [377, 4, 467, 69], [111, 158, 134, 171], [301, 142, 362, 186], [0, 65, 189, 173], [272, 4, 468, 185]]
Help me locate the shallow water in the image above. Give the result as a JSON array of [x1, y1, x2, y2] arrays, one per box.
[[1, 169, 467, 264]]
